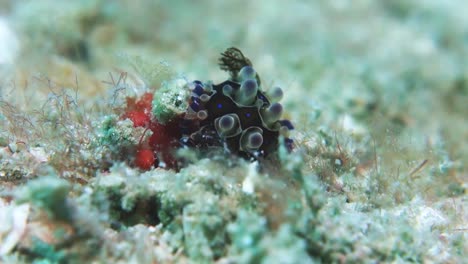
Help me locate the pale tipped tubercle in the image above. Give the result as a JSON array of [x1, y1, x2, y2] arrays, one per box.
[[223, 84, 233, 96], [219, 115, 235, 131], [197, 110, 208, 120], [247, 132, 263, 149], [238, 66, 256, 81], [236, 79, 258, 105], [199, 94, 211, 102], [261, 102, 283, 125], [215, 113, 241, 137], [240, 127, 264, 152], [267, 86, 283, 103]]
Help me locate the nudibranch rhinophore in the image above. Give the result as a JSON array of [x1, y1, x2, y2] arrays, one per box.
[[180, 47, 294, 159]]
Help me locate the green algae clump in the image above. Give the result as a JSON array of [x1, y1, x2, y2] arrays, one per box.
[[152, 78, 189, 124], [16, 176, 71, 221]]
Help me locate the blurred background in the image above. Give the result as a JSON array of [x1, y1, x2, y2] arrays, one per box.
[[0, 1, 466, 262], [1, 0, 466, 166]]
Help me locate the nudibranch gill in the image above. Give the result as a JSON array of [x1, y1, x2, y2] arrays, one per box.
[[180, 47, 294, 159]]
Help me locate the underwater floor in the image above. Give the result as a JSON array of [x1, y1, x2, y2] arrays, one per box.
[[0, 1, 466, 263]]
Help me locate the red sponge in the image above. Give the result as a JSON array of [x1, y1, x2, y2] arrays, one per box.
[[135, 148, 156, 170], [122, 92, 153, 127]]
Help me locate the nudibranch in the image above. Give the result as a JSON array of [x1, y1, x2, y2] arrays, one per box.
[[180, 47, 294, 159], [121, 48, 294, 170]]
